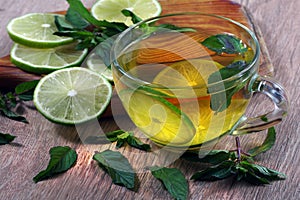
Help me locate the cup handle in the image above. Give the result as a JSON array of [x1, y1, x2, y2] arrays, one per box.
[[232, 75, 289, 135]]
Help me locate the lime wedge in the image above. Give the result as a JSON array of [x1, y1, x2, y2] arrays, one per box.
[[91, 0, 161, 26], [86, 53, 113, 81], [119, 89, 195, 146], [33, 67, 112, 124], [10, 42, 88, 74], [7, 13, 73, 48]]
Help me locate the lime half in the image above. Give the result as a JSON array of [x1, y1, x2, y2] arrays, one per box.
[[86, 53, 113, 81], [91, 0, 161, 26], [11, 42, 88, 74], [119, 89, 195, 146], [34, 67, 112, 124], [7, 13, 73, 48]]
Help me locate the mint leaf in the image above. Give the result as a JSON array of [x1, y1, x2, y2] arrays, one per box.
[[66, 0, 103, 27], [207, 61, 248, 112], [125, 132, 151, 151], [1, 108, 28, 123], [54, 16, 75, 31], [150, 166, 188, 200], [33, 146, 77, 183], [240, 161, 286, 182], [201, 34, 247, 54], [191, 160, 235, 181], [93, 150, 137, 190], [248, 127, 276, 157], [182, 150, 232, 165], [15, 80, 39, 95], [65, 7, 90, 29], [0, 132, 16, 145]]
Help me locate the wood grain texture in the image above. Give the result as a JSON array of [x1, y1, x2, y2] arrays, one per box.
[[0, 0, 299, 200]]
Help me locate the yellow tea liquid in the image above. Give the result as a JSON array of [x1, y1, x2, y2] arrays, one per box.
[[114, 32, 254, 148]]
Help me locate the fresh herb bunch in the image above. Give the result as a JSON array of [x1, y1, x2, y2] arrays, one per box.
[[0, 80, 39, 123]]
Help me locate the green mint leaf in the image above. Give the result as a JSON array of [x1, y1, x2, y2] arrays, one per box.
[[150, 166, 188, 200], [244, 170, 271, 185], [54, 30, 94, 40], [66, 0, 103, 27], [182, 150, 232, 165], [65, 7, 90, 29], [33, 146, 77, 183], [248, 127, 276, 157], [1, 108, 28, 123], [5, 92, 17, 108], [201, 34, 247, 54], [0, 132, 16, 145], [191, 160, 235, 181], [240, 161, 286, 182], [207, 61, 248, 112], [15, 80, 39, 95], [18, 94, 34, 101], [105, 130, 127, 142], [54, 16, 75, 31], [121, 9, 143, 24], [126, 132, 151, 151], [93, 150, 137, 190]]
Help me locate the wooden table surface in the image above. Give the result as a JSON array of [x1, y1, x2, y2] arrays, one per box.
[[0, 0, 299, 199]]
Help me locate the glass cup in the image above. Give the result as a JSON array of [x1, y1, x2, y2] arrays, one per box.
[[111, 13, 288, 151]]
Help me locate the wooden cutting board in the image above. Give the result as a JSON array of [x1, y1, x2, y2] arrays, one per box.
[[0, 0, 274, 90]]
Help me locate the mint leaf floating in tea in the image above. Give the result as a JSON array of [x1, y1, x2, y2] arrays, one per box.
[[248, 127, 276, 157], [201, 34, 247, 54], [93, 150, 137, 190], [0, 132, 16, 145], [33, 146, 77, 183], [149, 166, 188, 200], [208, 61, 248, 112]]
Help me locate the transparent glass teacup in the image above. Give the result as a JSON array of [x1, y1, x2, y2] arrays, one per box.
[[111, 13, 288, 151]]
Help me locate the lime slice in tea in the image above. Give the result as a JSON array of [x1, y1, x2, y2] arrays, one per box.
[[86, 53, 113, 81], [152, 59, 224, 97], [10, 42, 88, 74], [33, 67, 112, 124], [119, 89, 195, 146], [7, 13, 73, 48], [91, 0, 162, 25]]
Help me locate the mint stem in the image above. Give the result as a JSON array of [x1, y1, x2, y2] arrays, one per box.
[[235, 137, 242, 163]]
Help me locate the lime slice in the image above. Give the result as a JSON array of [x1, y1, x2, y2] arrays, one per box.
[[91, 0, 161, 26], [119, 89, 195, 146], [86, 53, 113, 81], [33, 67, 112, 124], [7, 13, 73, 48], [152, 59, 224, 97], [10, 42, 88, 74]]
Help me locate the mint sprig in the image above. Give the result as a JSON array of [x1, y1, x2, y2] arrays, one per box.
[[0, 80, 39, 123], [189, 130, 285, 185]]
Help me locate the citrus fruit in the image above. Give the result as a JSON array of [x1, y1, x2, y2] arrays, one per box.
[[152, 59, 224, 97], [33, 67, 112, 124], [86, 53, 113, 81], [119, 89, 195, 146], [7, 13, 73, 48], [91, 0, 161, 26], [10, 42, 88, 74]]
